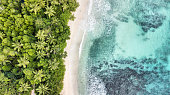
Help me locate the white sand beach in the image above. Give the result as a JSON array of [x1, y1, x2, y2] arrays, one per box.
[[60, 0, 90, 95]]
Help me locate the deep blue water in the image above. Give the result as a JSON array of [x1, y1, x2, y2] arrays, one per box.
[[78, 0, 170, 95]]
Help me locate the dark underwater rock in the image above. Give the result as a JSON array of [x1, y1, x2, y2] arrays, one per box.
[[136, 14, 166, 32]]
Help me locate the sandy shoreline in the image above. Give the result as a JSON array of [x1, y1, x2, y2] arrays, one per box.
[[60, 0, 90, 95]]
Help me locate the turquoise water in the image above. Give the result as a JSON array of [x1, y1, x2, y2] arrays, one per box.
[[78, 0, 170, 95]]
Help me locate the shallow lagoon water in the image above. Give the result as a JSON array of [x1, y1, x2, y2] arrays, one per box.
[[78, 0, 170, 95]]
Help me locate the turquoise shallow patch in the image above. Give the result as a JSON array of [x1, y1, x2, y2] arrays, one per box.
[[79, 0, 170, 95]]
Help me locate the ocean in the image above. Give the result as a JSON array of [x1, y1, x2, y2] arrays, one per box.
[[78, 0, 170, 95]]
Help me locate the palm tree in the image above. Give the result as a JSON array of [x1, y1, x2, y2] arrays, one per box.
[[30, 4, 41, 15], [4, 89, 13, 95], [48, 59, 59, 70], [44, 6, 56, 18], [0, 54, 10, 65], [0, 32, 5, 39], [50, 45, 60, 54], [36, 30, 47, 41], [17, 57, 29, 68], [51, 59, 59, 70], [36, 50, 46, 59], [58, 0, 65, 4], [18, 83, 31, 92], [51, 18, 59, 26], [12, 41, 23, 52], [36, 41, 47, 50], [35, 18, 44, 28], [62, 3, 68, 11], [37, 0, 45, 8], [0, 72, 10, 83], [44, 28, 51, 35], [45, 45, 50, 51], [29, 0, 46, 14], [51, 0, 60, 5], [36, 84, 50, 95], [47, 34, 57, 45], [33, 70, 45, 83], [70, 14, 76, 21]]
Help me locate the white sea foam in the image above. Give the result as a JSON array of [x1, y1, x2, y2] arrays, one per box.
[[87, 0, 112, 39], [88, 0, 93, 15], [79, 0, 93, 58], [79, 31, 85, 58], [87, 75, 107, 95]]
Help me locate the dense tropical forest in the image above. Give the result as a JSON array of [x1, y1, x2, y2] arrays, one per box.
[[0, 0, 79, 94]]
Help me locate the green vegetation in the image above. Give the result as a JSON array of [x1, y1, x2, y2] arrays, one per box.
[[0, 0, 79, 94]]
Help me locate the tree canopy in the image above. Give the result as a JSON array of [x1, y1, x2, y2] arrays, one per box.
[[0, 0, 79, 94]]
